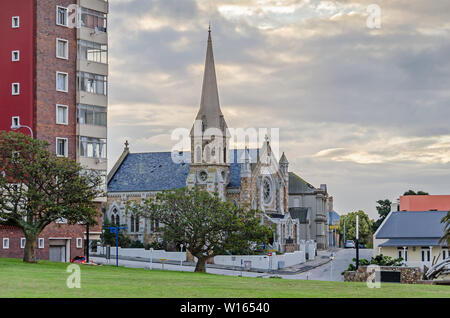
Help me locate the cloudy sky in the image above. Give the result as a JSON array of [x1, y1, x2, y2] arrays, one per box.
[[107, 0, 450, 219]]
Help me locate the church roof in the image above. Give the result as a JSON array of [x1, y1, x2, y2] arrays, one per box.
[[191, 28, 227, 135], [108, 149, 259, 193], [288, 172, 317, 194], [108, 152, 191, 192]]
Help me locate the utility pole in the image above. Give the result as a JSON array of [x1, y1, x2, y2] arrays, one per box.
[[356, 215, 360, 270], [86, 222, 90, 263], [343, 220, 346, 248]]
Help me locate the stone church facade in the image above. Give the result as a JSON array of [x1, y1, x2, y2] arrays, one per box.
[[106, 30, 305, 252]]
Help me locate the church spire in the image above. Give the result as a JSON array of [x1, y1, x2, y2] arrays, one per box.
[[191, 27, 227, 135]]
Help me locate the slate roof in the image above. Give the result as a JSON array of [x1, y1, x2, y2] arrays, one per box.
[[108, 149, 260, 192], [289, 207, 309, 223], [288, 172, 317, 194], [375, 211, 447, 244]]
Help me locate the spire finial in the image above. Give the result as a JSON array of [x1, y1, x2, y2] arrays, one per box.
[[208, 22, 211, 33], [124, 140, 129, 150]]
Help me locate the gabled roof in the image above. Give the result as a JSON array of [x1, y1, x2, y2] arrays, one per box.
[[289, 207, 309, 223], [108, 152, 191, 192], [375, 211, 447, 241], [288, 172, 317, 194]]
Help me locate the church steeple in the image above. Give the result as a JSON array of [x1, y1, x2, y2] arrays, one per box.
[[191, 27, 227, 136]]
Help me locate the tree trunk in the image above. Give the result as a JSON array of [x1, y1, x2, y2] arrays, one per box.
[[23, 235, 37, 263], [195, 257, 207, 273]]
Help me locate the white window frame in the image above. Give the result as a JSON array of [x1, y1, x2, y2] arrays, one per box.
[[20, 238, 26, 249], [12, 16, 20, 28], [76, 238, 83, 249], [56, 105, 69, 125], [56, 138, 69, 157], [56, 38, 69, 59], [38, 238, 45, 249], [56, 6, 68, 27], [12, 83, 20, 95], [3, 238, 9, 249], [12, 50, 20, 62], [56, 72, 68, 92]]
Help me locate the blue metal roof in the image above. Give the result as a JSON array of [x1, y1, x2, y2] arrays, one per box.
[[328, 211, 340, 225], [376, 211, 447, 239], [379, 238, 445, 247], [108, 150, 252, 192]]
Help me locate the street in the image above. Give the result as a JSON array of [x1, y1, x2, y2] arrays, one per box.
[[91, 248, 373, 282]]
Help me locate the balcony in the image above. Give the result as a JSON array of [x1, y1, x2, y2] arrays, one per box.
[[78, 59, 108, 76], [79, 0, 109, 14]]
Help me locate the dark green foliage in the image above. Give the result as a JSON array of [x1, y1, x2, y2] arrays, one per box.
[[341, 254, 404, 274], [403, 190, 429, 195], [373, 199, 392, 232], [0, 131, 103, 263], [338, 210, 374, 245], [127, 187, 273, 272]]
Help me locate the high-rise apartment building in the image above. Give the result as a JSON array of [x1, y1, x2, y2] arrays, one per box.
[[0, 0, 108, 262]]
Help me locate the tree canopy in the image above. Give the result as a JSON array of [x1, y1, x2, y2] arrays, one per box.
[[403, 190, 429, 195], [338, 210, 374, 245], [0, 131, 104, 262], [126, 187, 272, 272], [372, 199, 392, 232]]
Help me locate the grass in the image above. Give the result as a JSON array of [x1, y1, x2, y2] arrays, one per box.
[[0, 258, 449, 298]]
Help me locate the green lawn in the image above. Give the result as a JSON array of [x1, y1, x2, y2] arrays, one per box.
[[0, 258, 449, 298]]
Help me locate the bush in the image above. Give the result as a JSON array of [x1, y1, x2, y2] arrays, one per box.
[[341, 254, 404, 275], [129, 240, 144, 248]]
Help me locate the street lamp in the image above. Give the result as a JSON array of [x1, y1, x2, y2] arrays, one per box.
[[11, 117, 33, 138]]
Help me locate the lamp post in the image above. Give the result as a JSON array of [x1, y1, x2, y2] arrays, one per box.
[[356, 215, 360, 270], [11, 117, 33, 138]]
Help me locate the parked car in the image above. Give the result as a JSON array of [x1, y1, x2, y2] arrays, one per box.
[[70, 256, 86, 264], [344, 240, 355, 248], [359, 243, 366, 249]]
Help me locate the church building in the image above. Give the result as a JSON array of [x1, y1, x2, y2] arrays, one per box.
[[106, 29, 302, 252]]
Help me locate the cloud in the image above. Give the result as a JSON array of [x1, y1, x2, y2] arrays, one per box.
[[107, 0, 450, 218]]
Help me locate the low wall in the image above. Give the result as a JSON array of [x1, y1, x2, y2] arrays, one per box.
[[213, 250, 306, 270], [344, 266, 423, 284], [94, 247, 186, 262]]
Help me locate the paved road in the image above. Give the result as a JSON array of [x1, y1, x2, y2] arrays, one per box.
[[92, 248, 373, 282], [281, 248, 373, 281]]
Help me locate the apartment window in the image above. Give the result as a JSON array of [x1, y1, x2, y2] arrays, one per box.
[[78, 40, 108, 64], [79, 136, 106, 159], [2, 238, 9, 249], [56, 39, 69, 59], [76, 238, 83, 249], [12, 83, 20, 95], [12, 16, 20, 28], [80, 8, 107, 32], [77, 104, 107, 126], [56, 6, 68, 26], [77, 72, 107, 95], [38, 238, 44, 249], [20, 238, 26, 249], [12, 50, 20, 62], [56, 72, 68, 92], [56, 138, 68, 157], [56, 105, 69, 125]]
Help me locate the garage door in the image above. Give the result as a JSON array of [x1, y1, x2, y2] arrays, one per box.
[[49, 246, 66, 262]]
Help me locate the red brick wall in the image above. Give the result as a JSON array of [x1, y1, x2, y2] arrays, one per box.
[[0, 203, 103, 261], [34, 0, 77, 158]]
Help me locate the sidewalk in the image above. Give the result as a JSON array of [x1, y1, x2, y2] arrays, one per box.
[[276, 248, 338, 274]]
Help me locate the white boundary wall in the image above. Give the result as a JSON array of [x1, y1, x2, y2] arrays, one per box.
[[213, 250, 306, 270], [94, 247, 186, 262]]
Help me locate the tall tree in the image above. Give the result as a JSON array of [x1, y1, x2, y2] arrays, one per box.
[[403, 190, 429, 195], [127, 187, 272, 272], [0, 131, 103, 263], [440, 211, 450, 246], [372, 199, 392, 232], [339, 210, 374, 245]]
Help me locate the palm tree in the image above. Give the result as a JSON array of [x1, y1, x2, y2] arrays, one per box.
[[440, 211, 450, 245]]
